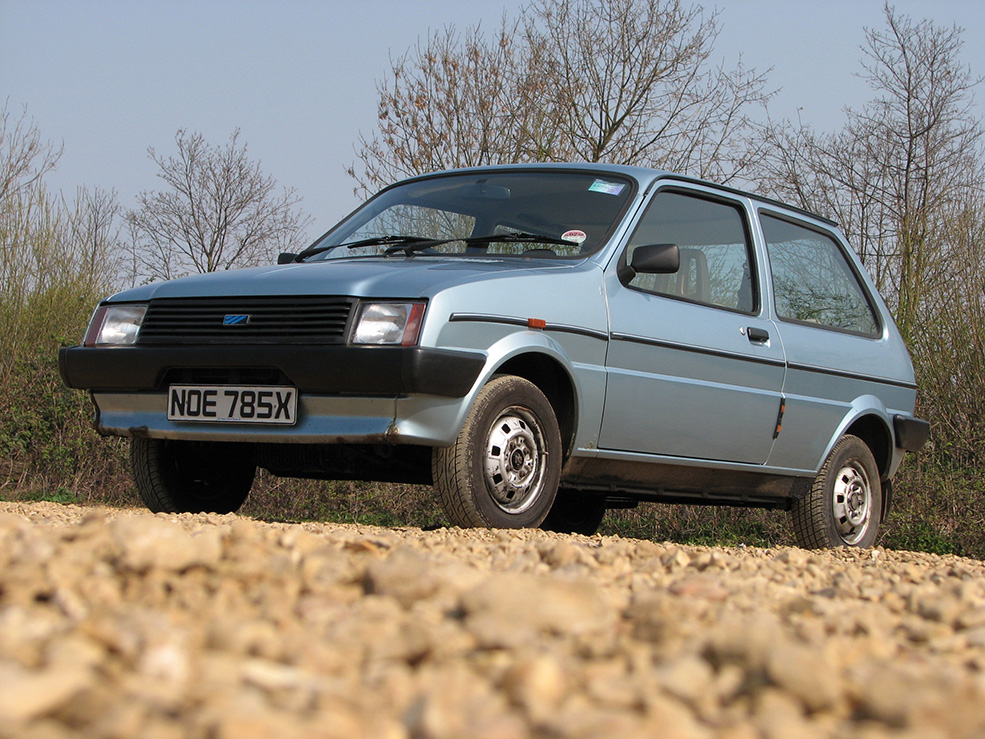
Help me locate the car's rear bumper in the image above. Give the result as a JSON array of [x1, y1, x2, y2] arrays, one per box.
[[893, 414, 930, 452]]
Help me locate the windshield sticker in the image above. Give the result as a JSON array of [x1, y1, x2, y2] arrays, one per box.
[[589, 179, 626, 196], [562, 229, 588, 244]]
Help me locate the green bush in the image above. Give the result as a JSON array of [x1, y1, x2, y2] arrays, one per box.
[[1, 107, 128, 504], [0, 336, 133, 506], [881, 460, 985, 558], [241, 475, 446, 529]]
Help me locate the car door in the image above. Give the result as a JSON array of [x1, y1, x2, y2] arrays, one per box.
[[757, 210, 918, 472], [599, 185, 786, 465]]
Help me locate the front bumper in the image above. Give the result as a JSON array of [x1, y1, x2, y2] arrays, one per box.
[[59, 344, 487, 446], [59, 344, 485, 397], [88, 391, 469, 446]]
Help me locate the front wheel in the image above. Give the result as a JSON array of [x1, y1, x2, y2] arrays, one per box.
[[433, 376, 561, 528], [131, 438, 255, 514], [791, 434, 882, 548]]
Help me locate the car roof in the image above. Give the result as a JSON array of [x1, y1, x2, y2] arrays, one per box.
[[397, 163, 839, 228]]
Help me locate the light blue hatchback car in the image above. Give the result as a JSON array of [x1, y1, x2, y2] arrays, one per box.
[[60, 164, 928, 548]]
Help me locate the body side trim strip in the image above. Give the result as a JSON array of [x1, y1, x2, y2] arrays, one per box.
[[609, 332, 786, 368], [448, 317, 917, 389], [610, 333, 917, 389], [449, 312, 609, 341], [786, 361, 918, 391]]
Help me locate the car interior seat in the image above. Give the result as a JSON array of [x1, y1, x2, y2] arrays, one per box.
[[675, 248, 709, 303]]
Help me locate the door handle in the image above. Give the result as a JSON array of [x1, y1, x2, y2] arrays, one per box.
[[747, 327, 770, 343]]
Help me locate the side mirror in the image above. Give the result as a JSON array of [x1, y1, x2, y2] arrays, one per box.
[[277, 252, 298, 265], [618, 243, 679, 283]]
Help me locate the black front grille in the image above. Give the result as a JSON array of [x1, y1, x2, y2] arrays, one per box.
[[137, 296, 356, 345]]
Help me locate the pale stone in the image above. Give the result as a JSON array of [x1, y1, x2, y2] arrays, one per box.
[[501, 655, 567, 721], [542, 542, 582, 568], [364, 547, 444, 608], [240, 658, 323, 693], [0, 663, 91, 723], [5, 500, 985, 738], [662, 547, 691, 569], [964, 626, 985, 648], [110, 516, 214, 572], [766, 642, 841, 712], [653, 656, 715, 705], [753, 688, 823, 739], [460, 572, 614, 648], [668, 574, 731, 601]]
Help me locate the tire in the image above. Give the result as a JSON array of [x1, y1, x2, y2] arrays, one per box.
[[131, 438, 255, 514], [541, 489, 606, 536], [433, 375, 562, 528], [791, 434, 882, 548]]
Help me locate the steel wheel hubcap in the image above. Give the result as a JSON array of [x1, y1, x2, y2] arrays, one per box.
[[832, 463, 871, 544], [483, 407, 546, 514]]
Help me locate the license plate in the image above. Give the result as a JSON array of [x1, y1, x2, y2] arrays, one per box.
[[167, 385, 298, 425]]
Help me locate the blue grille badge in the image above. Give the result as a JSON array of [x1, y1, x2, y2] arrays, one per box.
[[223, 314, 251, 326]]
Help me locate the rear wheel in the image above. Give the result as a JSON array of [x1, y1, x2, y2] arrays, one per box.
[[433, 376, 561, 528], [540, 489, 606, 536], [131, 438, 255, 514], [791, 435, 881, 548]]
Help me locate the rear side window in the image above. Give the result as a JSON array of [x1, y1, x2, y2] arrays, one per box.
[[761, 214, 879, 336], [625, 190, 756, 313]]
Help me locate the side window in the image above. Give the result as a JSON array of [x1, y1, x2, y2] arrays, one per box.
[[761, 214, 879, 336], [625, 190, 756, 313]]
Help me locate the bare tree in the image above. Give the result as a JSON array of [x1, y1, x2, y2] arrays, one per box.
[[127, 129, 311, 281], [69, 186, 123, 288], [0, 101, 62, 205], [1, 103, 63, 324], [349, 21, 549, 194], [754, 5, 984, 340], [916, 195, 985, 461], [1, 105, 121, 354], [526, 0, 770, 180], [754, 4, 985, 467], [0, 107, 129, 498], [350, 0, 772, 194]]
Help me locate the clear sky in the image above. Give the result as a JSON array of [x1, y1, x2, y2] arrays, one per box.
[[2, 0, 983, 243]]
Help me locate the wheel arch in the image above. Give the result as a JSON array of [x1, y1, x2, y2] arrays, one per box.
[[494, 352, 577, 460], [843, 413, 893, 479], [816, 406, 896, 528]]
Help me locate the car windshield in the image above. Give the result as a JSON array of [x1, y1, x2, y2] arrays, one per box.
[[304, 170, 635, 260]]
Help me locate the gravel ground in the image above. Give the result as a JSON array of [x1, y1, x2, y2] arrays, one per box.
[[2, 500, 985, 739]]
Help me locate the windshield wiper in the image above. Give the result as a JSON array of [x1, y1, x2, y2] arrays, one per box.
[[384, 231, 579, 256], [292, 235, 437, 262], [290, 231, 580, 262], [461, 232, 579, 248]]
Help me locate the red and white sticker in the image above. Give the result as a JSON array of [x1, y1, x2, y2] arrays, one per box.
[[561, 229, 587, 244]]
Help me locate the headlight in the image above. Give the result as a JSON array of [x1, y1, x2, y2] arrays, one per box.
[[83, 304, 147, 346], [351, 302, 426, 345]]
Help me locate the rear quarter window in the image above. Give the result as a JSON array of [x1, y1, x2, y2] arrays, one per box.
[[761, 213, 880, 336]]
